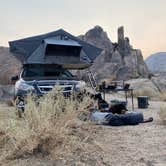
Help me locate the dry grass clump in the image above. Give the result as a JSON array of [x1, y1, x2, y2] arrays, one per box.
[[6, 99, 15, 107], [159, 91, 166, 101], [0, 89, 106, 165], [158, 105, 166, 125]]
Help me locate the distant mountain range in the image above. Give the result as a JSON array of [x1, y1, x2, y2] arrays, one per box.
[[145, 52, 166, 73]]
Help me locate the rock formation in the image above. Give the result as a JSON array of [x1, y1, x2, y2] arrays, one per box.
[[117, 26, 132, 54], [126, 78, 160, 97], [80, 26, 149, 82], [0, 47, 21, 84]]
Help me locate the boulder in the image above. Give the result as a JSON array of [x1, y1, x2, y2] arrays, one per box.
[[80, 25, 113, 52], [151, 76, 166, 91], [126, 79, 160, 97], [0, 47, 21, 84]]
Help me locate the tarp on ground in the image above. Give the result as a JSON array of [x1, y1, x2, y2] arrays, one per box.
[[9, 29, 102, 69]]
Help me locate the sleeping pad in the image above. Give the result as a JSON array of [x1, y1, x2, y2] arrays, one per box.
[[90, 111, 144, 126]]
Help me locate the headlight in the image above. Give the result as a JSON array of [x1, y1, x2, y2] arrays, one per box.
[[16, 82, 34, 92], [75, 81, 86, 91]]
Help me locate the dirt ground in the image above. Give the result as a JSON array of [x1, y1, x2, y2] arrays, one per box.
[[0, 95, 166, 166], [95, 94, 166, 166]]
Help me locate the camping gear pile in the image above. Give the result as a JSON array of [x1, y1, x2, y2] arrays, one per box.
[[89, 93, 153, 126]]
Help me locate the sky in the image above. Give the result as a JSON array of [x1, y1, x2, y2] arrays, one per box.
[[0, 0, 166, 58]]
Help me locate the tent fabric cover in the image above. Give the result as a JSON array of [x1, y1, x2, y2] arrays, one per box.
[[9, 29, 102, 67], [26, 39, 92, 69], [24, 37, 92, 69]]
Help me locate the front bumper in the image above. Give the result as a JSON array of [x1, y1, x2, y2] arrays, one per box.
[[15, 83, 75, 97]]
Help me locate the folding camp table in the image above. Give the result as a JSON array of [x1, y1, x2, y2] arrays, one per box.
[[100, 81, 134, 110]]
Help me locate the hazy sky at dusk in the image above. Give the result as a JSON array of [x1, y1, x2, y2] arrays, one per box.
[[0, 0, 165, 58]]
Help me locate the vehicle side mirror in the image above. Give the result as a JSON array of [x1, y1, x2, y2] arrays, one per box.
[[11, 75, 19, 81]]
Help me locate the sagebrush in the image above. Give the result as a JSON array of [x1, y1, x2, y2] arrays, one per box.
[[158, 105, 166, 125], [0, 89, 106, 165], [159, 91, 166, 101]]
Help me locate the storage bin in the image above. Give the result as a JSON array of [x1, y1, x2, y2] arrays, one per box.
[[137, 96, 149, 109]]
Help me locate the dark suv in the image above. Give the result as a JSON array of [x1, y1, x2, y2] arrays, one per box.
[[13, 65, 85, 108]]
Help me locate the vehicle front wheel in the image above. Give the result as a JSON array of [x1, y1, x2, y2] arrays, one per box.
[[15, 96, 25, 118]]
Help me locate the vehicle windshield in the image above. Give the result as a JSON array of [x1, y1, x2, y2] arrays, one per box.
[[22, 67, 74, 78]]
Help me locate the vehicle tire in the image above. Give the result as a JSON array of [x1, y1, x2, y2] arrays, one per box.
[[15, 96, 25, 118]]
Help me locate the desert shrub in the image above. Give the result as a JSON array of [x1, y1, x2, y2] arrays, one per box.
[[0, 89, 106, 165], [158, 105, 166, 125], [159, 91, 166, 101], [6, 99, 15, 107]]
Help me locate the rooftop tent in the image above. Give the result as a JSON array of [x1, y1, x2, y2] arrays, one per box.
[[9, 29, 102, 69], [26, 38, 92, 69]]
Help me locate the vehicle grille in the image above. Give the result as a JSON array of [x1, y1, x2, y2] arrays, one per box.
[[38, 85, 73, 93]]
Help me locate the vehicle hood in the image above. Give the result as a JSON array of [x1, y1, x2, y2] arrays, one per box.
[[20, 78, 81, 86]]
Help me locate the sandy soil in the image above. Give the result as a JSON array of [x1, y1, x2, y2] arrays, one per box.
[[95, 94, 166, 166], [0, 96, 166, 166]]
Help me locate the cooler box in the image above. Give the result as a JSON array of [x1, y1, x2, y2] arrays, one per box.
[[110, 100, 127, 107]]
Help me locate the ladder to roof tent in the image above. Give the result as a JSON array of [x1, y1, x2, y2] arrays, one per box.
[[87, 70, 97, 92]]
